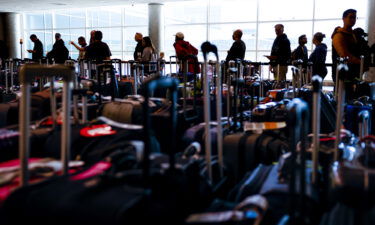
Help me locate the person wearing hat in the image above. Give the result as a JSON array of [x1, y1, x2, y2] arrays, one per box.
[[46, 33, 69, 64], [173, 32, 200, 74], [226, 29, 246, 62], [308, 32, 328, 80]]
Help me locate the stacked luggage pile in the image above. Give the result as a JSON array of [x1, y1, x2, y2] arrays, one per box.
[[0, 42, 373, 225]]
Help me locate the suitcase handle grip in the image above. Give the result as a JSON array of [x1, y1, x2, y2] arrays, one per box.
[[19, 64, 74, 187], [142, 76, 179, 182], [286, 98, 310, 221], [312, 75, 322, 93]]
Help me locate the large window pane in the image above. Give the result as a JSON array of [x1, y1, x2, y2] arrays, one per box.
[[209, 0, 257, 23], [110, 9, 122, 27], [25, 14, 44, 30], [315, 0, 368, 19], [124, 5, 148, 26], [45, 13, 52, 29], [258, 0, 313, 21], [164, 1, 207, 25], [70, 11, 86, 28], [54, 12, 70, 29], [209, 23, 257, 53], [45, 31, 53, 55]]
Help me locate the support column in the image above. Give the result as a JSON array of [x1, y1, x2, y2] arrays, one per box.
[[0, 13, 22, 59], [366, 0, 375, 81], [148, 3, 164, 54]]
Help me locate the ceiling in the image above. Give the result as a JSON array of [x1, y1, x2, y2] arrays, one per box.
[[0, 0, 185, 12]]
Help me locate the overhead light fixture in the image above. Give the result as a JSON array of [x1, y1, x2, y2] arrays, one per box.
[[52, 3, 67, 6]]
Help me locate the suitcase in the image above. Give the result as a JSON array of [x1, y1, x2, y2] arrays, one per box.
[[2, 76, 215, 225]]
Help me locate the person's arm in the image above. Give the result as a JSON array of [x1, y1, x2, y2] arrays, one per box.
[[105, 44, 111, 60], [332, 33, 360, 64], [70, 41, 85, 51]]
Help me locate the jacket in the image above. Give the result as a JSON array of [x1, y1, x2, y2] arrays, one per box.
[[173, 40, 200, 73], [309, 43, 327, 79], [332, 28, 360, 64], [47, 39, 69, 64], [271, 33, 291, 65], [226, 40, 246, 61]]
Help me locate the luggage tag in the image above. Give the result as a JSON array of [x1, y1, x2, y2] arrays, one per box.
[[244, 122, 286, 132], [80, 124, 117, 138]]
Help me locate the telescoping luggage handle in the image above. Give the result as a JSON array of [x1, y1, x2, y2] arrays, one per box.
[[286, 98, 310, 224], [19, 64, 75, 187], [201, 41, 224, 182], [142, 76, 179, 183], [312, 75, 322, 184], [334, 58, 349, 162]]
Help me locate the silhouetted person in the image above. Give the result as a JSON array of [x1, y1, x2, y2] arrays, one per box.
[[85, 30, 112, 62], [291, 34, 308, 65], [332, 9, 360, 100], [47, 33, 69, 64], [309, 32, 328, 80], [27, 34, 43, 61], [133, 32, 144, 61], [226, 29, 246, 62], [267, 24, 291, 81]]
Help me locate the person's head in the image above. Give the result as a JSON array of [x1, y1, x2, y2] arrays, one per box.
[[298, 34, 307, 45], [159, 52, 165, 59], [78, 36, 87, 46], [90, 30, 96, 38], [232, 29, 243, 41], [274, 24, 284, 36], [142, 36, 153, 47], [135, 33, 143, 42], [175, 32, 184, 41], [55, 33, 61, 40], [342, 9, 357, 29], [313, 32, 325, 45], [29, 34, 37, 42], [94, 31, 103, 42]]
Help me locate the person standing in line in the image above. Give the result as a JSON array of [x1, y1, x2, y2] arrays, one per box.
[[134, 32, 144, 61], [226, 29, 246, 62], [331, 26, 340, 83], [332, 8, 361, 100], [267, 24, 291, 81], [89, 30, 96, 45], [291, 34, 308, 65], [309, 32, 328, 80], [140, 36, 156, 74], [85, 30, 112, 62], [70, 36, 88, 60], [173, 32, 200, 74], [46, 33, 69, 64], [27, 34, 43, 61]]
